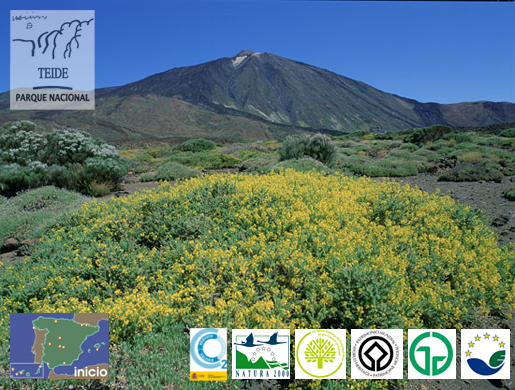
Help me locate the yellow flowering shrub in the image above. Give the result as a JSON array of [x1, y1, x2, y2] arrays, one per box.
[[1, 170, 513, 389]]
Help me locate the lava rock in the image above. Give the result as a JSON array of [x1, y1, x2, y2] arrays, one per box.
[[1, 238, 20, 253], [491, 215, 510, 227]]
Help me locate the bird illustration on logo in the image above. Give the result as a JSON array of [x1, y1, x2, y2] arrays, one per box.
[[232, 329, 290, 377], [234, 333, 263, 347], [258, 332, 288, 345]]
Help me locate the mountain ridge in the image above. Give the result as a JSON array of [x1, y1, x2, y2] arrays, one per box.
[[1, 50, 514, 142]]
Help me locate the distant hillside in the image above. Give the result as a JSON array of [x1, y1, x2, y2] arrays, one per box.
[[1, 50, 514, 142]]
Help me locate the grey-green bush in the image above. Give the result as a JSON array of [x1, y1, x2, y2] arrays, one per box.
[[279, 133, 337, 166], [154, 162, 201, 181], [0, 121, 128, 196]]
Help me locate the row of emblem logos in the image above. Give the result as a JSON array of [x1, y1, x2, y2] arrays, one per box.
[[190, 328, 511, 381]]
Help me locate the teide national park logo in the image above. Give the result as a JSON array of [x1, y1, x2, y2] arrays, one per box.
[[10, 10, 95, 110], [232, 329, 290, 379]]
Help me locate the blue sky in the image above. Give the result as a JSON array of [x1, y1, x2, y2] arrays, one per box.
[[2, 0, 514, 103]]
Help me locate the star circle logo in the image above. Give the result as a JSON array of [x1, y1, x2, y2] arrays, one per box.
[[461, 329, 510, 379]]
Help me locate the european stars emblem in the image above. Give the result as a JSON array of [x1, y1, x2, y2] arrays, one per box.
[[474, 335, 481, 341], [493, 335, 499, 341], [499, 342, 505, 348], [484, 333, 490, 339], [468, 341, 474, 348], [466, 350, 471, 356]]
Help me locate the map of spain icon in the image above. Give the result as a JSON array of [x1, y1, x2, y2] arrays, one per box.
[[10, 313, 108, 379]]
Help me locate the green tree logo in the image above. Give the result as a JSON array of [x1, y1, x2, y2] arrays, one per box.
[[304, 338, 336, 369]]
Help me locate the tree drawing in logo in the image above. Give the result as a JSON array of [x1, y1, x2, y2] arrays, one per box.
[[304, 338, 336, 369], [13, 18, 94, 59]]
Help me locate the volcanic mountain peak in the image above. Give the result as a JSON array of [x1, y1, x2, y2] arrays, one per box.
[[1, 50, 514, 143], [235, 49, 256, 57], [232, 49, 260, 67]]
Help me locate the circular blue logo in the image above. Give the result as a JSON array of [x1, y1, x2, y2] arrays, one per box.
[[190, 329, 227, 369]]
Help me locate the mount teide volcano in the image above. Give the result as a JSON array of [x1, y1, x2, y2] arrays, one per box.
[[1, 50, 514, 142]]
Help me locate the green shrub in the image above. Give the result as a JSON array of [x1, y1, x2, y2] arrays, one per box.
[[0, 186, 87, 243], [86, 181, 112, 197], [147, 147, 169, 159], [439, 164, 503, 182], [134, 165, 151, 174], [349, 130, 368, 138], [278, 134, 310, 160], [414, 148, 439, 159], [43, 128, 119, 166], [0, 163, 47, 196], [458, 151, 483, 164], [306, 133, 337, 166], [389, 150, 412, 159], [154, 162, 201, 181], [167, 151, 240, 170], [279, 133, 337, 166], [0, 122, 127, 196], [139, 172, 155, 183], [444, 132, 472, 143], [46, 164, 76, 190], [133, 152, 155, 164], [477, 136, 515, 148], [0, 120, 37, 134], [403, 125, 453, 146], [339, 148, 357, 157], [375, 132, 396, 140], [237, 152, 278, 173], [500, 128, 515, 138], [236, 149, 259, 160], [273, 157, 331, 173], [74, 157, 129, 196], [400, 142, 418, 151], [0, 122, 44, 165], [177, 138, 216, 152], [503, 188, 515, 201]]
